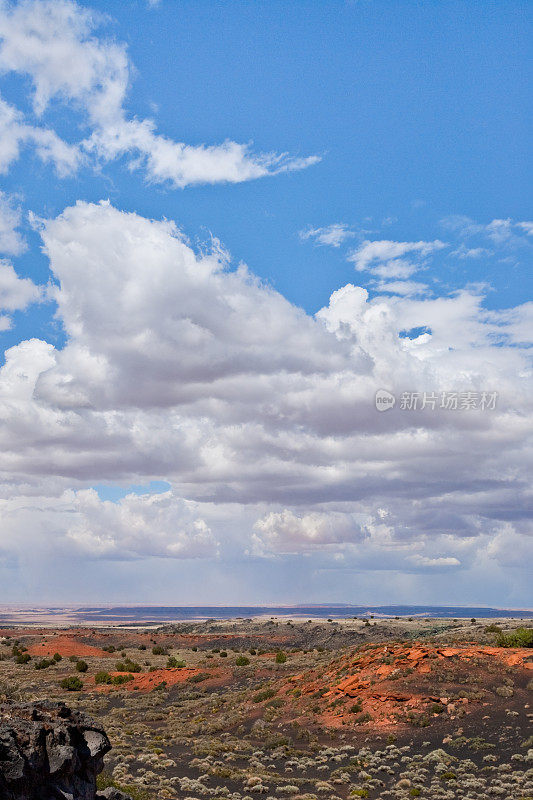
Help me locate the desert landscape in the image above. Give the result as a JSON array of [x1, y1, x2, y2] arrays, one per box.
[[1, 615, 532, 799]]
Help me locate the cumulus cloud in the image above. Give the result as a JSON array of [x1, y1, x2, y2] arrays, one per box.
[[0, 488, 218, 560], [252, 509, 364, 555], [0, 259, 42, 311], [348, 239, 446, 278], [0, 0, 318, 186], [299, 223, 355, 248], [0, 201, 530, 599]]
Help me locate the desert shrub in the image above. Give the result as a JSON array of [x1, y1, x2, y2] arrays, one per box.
[[35, 658, 54, 670], [167, 657, 185, 668], [187, 672, 210, 683], [495, 685, 514, 697], [52, 652, 62, 662], [266, 697, 283, 708], [350, 702, 362, 714], [484, 623, 502, 634], [15, 653, 31, 664], [191, 646, 198, 651], [95, 671, 113, 685], [219, 651, 228, 657], [253, 688, 276, 703], [102, 645, 115, 653], [76, 660, 88, 673], [496, 627, 533, 648], [407, 711, 430, 727], [353, 712, 373, 724], [350, 790, 369, 798], [275, 651, 287, 664], [96, 773, 149, 800], [410, 789, 421, 797], [112, 674, 134, 685], [115, 659, 141, 673], [61, 676, 83, 691], [430, 702, 445, 714], [249, 648, 257, 655], [440, 771, 457, 781], [138, 644, 146, 650], [151, 645, 167, 655], [236, 655, 250, 666]]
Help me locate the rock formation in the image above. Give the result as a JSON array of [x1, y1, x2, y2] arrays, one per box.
[[0, 700, 131, 800]]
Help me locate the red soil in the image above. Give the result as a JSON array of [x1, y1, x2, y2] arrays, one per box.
[[269, 643, 533, 731], [90, 667, 232, 693], [27, 636, 112, 658]]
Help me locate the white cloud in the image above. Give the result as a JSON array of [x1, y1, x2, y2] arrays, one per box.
[[0, 201, 530, 599], [252, 509, 364, 554], [0, 191, 25, 254], [442, 215, 533, 248], [0, 0, 318, 186], [299, 223, 355, 248], [0, 95, 81, 175], [348, 239, 446, 277], [0, 488, 218, 560], [0, 259, 42, 311], [451, 245, 491, 259], [408, 555, 461, 569]]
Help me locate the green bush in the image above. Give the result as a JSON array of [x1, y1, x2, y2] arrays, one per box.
[[97, 773, 149, 800], [235, 655, 250, 666], [112, 673, 134, 685], [275, 651, 287, 664], [253, 688, 276, 703], [76, 660, 88, 673], [353, 712, 373, 724], [187, 672, 209, 683], [35, 658, 54, 670], [496, 627, 533, 648], [115, 659, 142, 673], [52, 652, 62, 662], [266, 697, 284, 709], [15, 653, 31, 664], [151, 645, 167, 655], [61, 676, 83, 691], [69, 655, 79, 662], [166, 657, 185, 668], [95, 671, 113, 685], [484, 623, 502, 634]]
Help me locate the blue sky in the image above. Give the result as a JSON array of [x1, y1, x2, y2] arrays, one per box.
[[0, 0, 531, 606]]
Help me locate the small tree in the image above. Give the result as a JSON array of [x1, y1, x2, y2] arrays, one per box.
[[275, 651, 287, 664], [61, 676, 83, 691], [76, 660, 88, 673]]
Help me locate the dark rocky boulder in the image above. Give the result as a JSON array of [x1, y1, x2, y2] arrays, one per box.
[[0, 700, 131, 800]]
